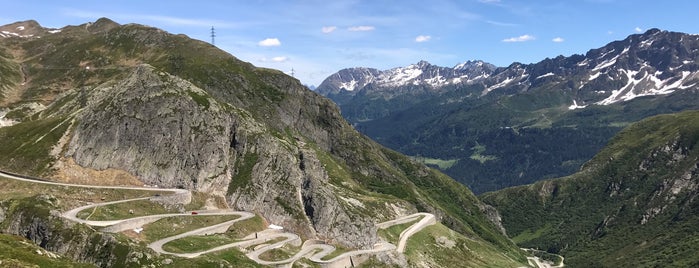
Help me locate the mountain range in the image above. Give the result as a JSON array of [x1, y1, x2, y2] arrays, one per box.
[[317, 28, 699, 194], [0, 18, 527, 267]]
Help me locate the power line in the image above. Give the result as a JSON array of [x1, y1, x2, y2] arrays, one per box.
[[210, 26, 216, 45]]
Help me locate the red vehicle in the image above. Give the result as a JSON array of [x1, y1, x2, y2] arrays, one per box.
[[191, 211, 198, 215]]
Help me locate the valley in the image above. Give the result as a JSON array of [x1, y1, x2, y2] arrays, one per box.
[[2, 13, 699, 268], [482, 110, 699, 267]]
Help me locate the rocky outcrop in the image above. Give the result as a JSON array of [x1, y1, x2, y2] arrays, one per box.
[[66, 65, 235, 195], [61, 65, 400, 248]]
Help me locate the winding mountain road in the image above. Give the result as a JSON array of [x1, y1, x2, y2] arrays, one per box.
[[0, 170, 437, 267]]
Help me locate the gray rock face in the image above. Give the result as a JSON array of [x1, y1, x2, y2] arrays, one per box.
[[61, 65, 397, 248], [66, 65, 235, 194], [0, 204, 5, 224]]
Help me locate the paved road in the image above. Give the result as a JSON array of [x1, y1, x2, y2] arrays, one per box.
[[522, 248, 565, 268], [1, 170, 437, 267]]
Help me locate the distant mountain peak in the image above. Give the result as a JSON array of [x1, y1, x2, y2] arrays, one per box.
[[87, 17, 121, 33], [316, 60, 497, 96], [0, 19, 48, 38]]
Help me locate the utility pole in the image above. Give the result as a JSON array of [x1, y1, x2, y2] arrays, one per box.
[[290, 68, 295, 77], [210, 26, 216, 45]]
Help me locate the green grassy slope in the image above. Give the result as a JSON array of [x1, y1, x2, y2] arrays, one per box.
[[482, 110, 699, 267]]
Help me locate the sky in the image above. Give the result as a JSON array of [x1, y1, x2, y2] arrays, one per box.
[[2, 0, 699, 86]]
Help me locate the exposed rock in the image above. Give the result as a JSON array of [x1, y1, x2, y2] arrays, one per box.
[[65, 65, 234, 195], [479, 203, 507, 236], [0, 203, 6, 223], [61, 64, 394, 248], [436, 236, 456, 248]]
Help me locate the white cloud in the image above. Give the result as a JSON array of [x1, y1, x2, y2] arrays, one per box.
[[552, 37, 565, 43], [258, 38, 281, 47], [503, 34, 535, 42], [272, 56, 288, 62], [321, 26, 337, 34], [415, 35, 431, 42], [635, 27, 643, 33], [348, 25, 375, 32], [260, 56, 289, 62]]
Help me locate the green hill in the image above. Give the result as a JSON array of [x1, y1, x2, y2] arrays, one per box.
[[482, 110, 699, 267]]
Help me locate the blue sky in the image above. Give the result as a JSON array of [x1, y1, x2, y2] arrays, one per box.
[[2, 0, 698, 86]]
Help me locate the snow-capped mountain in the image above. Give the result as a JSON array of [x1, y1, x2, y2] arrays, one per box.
[[315, 60, 496, 96], [319, 29, 699, 110], [480, 28, 699, 106], [332, 28, 699, 195]]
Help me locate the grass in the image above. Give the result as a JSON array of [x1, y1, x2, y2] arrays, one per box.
[[0, 116, 71, 176], [186, 90, 210, 109], [162, 234, 238, 253], [511, 224, 553, 244], [227, 152, 258, 194], [318, 244, 350, 261], [257, 246, 296, 262], [469, 143, 498, 164], [161, 215, 266, 252], [76, 199, 176, 220], [208, 249, 262, 268], [404, 223, 527, 268], [421, 157, 459, 170], [141, 215, 239, 243], [0, 234, 96, 268], [0, 175, 168, 210], [377, 218, 419, 245]]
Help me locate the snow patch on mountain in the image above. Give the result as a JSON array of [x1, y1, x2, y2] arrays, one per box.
[[597, 69, 697, 105], [485, 77, 515, 93], [592, 54, 621, 71], [340, 80, 360, 91], [380, 65, 424, 87], [536, 73, 554, 79], [0, 31, 34, 38], [568, 100, 587, 110]]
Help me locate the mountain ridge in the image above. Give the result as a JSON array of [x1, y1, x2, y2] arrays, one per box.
[[316, 28, 699, 194], [319, 28, 699, 111], [316, 60, 496, 96]]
